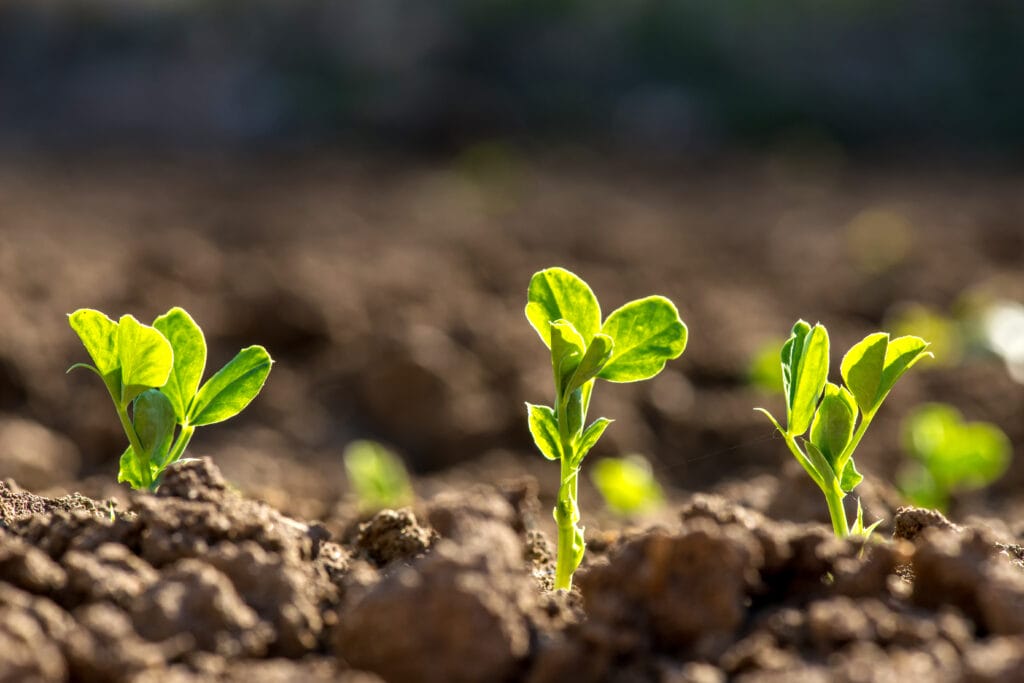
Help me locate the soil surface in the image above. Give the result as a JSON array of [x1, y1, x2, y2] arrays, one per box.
[[2, 157, 1024, 681]]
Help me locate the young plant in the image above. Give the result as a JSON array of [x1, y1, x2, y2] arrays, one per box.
[[343, 439, 414, 512], [69, 307, 273, 490], [590, 454, 665, 518], [756, 321, 930, 538], [899, 403, 1011, 511], [525, 267, 687, 590]]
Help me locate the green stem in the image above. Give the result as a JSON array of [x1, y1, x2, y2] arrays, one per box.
[[824, 484, 850, 537], [553, 455, 579, 591], [834, 412, 874, 475], [115, 401, 151, 489], [166, 424, 195, 466]]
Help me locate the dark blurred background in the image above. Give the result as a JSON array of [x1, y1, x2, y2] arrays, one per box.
[[2, 0, 1023, 158], [1, 0, 1023, 526]]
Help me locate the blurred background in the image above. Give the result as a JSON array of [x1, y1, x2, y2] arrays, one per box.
[[1, 0, 1022, 528]]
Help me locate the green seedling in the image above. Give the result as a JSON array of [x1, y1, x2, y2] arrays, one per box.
[[343, 439, 414, 512], [899, 403, 1011, 512], [525, 267, 687, 590], [590, 454, 665, 518], [69, 307, 273, 491], [756, 321, 931, 538]]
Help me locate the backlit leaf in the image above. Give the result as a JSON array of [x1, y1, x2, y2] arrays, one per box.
[[788, 323, 829, 436], [116, 315, 173, 403], [597, 296, 687, 382], [810, 382, 857, 467], [841, 332, 888, 415], [526, 403, 562, 461], [188, 346, 272, 426], [526, 268, 601, 347], [133, 389, 176, 467], [68, 309, 120, 375], [154, 307, 207, 423]]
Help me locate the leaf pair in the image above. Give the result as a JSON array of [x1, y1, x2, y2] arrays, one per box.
[[526, 403, 612, 467], [526, 267, 688, 386], [69, 307, 273, 490]]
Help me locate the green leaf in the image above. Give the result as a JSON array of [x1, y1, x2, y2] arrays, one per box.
[[574, 417, 613, 464], [840, 332, 888, 415], [526, 403, 562, 461], [850, 499, 882, 539], [68, 309, 120, 375], [526, 268, 602, 347], [565, 333, 613, 395], [154, 307, 207, 423], [840, 458, 864, 493], [788, 323, 830, 436], [133, 389, 176, 468], [781, 320, 811, 410], [117, 445, 158, 491], [876, 336, 931, 408], [597, 296, 688, 383], [116, 315, 173, 403], [550, 320, 586, 392], [187, 346, 273, 426], [809, 383, 857, 466], [802, 439, 837, 486]]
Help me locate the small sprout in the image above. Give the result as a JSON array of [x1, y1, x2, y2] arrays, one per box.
[[343, 440, 414, 512], [69, 307, 273, 491], [525, 267, 687, 590], [590, 454, 665, 518], [899, 403, 1011, 512], [756, 320, 931, 538]]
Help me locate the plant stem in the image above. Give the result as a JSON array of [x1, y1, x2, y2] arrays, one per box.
[[115, 401, 151, 489], [166, 424, 195, 466], [824, 484, 850, 537], [553, 455, 579, 591]]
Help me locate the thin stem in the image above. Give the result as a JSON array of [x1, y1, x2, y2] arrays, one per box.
[[553, 455, 579, 591], [166, 424, 195, 466], [824, 484, 850, 537], [834, 412, 874, 475], [115, 401, 151, 489]]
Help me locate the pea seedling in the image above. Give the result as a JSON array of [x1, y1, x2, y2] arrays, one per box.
[[756, 321, 930, 538], [590, 454, 665, 518], [899, 403, 1011, 512], [525, 267, 687, 590], [343, 439, 414, 512], [69, 307, 273, 490]]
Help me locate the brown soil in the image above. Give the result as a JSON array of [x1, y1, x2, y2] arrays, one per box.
[[2, 157, 1024, 681]]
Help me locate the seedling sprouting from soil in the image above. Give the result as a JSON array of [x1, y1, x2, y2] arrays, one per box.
[[590, 454, 665, 518], [756, 321, 930, 538], [899, 403, 1011, 512], [69, 307, 273, 491], [343, 439, 414, 512], [525, 267, 687, 590]]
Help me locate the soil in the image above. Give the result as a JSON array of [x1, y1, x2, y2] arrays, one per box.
[[2, 156, 1024, 681]]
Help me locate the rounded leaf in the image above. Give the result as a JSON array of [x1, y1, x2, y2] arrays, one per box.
[[187, 346, 273, 426], [526, 403, 562, 461], [132, 389, 176, 466], [526, 268, 602, 348], [116, 315, 173, 399], [68, 309, 120, 375], [154, 307, 207, 423], [840, 332, 888, 415], [597, 296, 688, 383]]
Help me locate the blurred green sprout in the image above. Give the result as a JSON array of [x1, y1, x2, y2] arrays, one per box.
[[343, 440, 414, 512], [899, 403, 1011, 512], [590, 454, 665, 518], [747, 338, 785, 393]]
